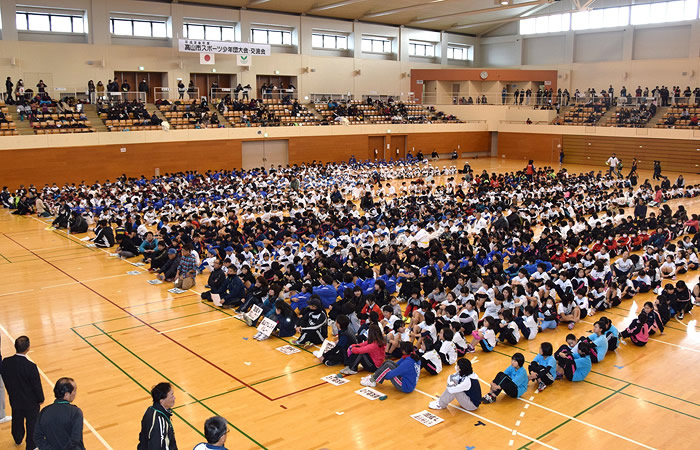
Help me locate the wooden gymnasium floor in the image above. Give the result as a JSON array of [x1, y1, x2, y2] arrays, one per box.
[[0, 158, 699, 450]]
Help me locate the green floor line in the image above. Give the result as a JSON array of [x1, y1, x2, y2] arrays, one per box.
[[0, 251, 14, 263], [199, 301, 317, 355], [502, 342, 700, 408], [603, 307, 695, 333], [70, 327, 205, 440], [518, 383, 631, 450], [90, 323, 267, 449], [618, 391, 700, 421], [491, 346, 700, 420], [173, 363, 323, 410], [75, 300, 205, 329], [105, 308, 220, 334]]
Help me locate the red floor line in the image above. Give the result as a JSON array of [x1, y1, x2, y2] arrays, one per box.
[[3, 232, 275, 402], [272, 382, 327, 401]]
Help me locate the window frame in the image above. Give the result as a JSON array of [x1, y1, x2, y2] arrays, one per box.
[[446, 45, 473, 61], [183, 22, 236, 42], [16, 11, 86, 34], [408, 40, 436, 58], [250, 27, 293, 46], [361, 36, 392, 54], [311, 32, 349, 50], [109, 17, 169, 38]]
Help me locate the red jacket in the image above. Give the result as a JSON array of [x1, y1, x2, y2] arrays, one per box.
[[350, 341, 386, 367]]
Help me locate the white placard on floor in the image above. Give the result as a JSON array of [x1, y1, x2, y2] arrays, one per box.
[[276, 345, 301, 355], [321, 374, 350, 386], [354, 387, 384, 401], [410, 410, 444, 427]]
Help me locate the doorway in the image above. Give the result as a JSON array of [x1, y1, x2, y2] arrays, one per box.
[[190, 73, 236, 100], [368, 136, 385, 161], [256, 75, 298, 99], [113, 71, 167, 103], [389, 135, 406, 161], [241, 140, 289, 170]]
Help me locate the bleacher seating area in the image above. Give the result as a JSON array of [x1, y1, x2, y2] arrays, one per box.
[[30, 110, 94, 134], [601, 104, 657, 128], [315, 99, 461, 125], [217, 98, 318, 127], [553, 101, 608, 126], [655, 106, 700, 129], [0, 101, 18, 136], [99, 100, 163, 132]]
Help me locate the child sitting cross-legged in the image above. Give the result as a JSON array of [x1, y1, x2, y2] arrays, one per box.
[[360, 342, 421, 393]]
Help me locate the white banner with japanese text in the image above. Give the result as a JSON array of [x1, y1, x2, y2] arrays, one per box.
[[178, 39, 271, 56]]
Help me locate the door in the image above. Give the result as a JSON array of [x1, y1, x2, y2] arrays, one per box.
[[263, 140, 289, 168], [241, 140, 289, 170], [256, 75, 298, 99], [191, 73, 235, 99], [113, 72, 166, 103], [389, 135, 406, 161], [368, 136, 384, 161]]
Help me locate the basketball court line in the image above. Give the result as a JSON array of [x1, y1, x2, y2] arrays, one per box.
[[488, 346, 700, 427], [0, 324, 113, 450], [413, 388, 559, 450], [72, 326, 267, 449], [580, 319, 700, 353], [157, 315, 238, 334], [2, 232, 278, 403]]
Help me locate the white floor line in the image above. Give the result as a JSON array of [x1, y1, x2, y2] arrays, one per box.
[[413, 389, 559, 450], [646, 338, 700, 353], [0, 323, 113, 450], [582, 319, 700, 353], [0, 289, 34, 297], [39, 271, 134, 290], [157, 315, 237, 334], [475, 379, 655, 449]]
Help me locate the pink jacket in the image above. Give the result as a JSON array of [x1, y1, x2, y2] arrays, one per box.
[[350, 341, 386, 367]]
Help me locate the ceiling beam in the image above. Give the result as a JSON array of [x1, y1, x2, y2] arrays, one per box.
[[307, 0, 371, 13], [247, 0, 272, 6], [361, 0, 463, 19], [410, 0, 552, 25]]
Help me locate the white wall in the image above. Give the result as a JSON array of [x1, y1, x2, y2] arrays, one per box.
[[0, 0, 478, 100], [480, 19, 700, 92]]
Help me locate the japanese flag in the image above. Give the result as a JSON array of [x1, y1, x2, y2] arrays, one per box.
[[200, 53, 215, 65]]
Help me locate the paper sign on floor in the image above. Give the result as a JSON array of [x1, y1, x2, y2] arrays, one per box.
[[127, 270, 140, 275], [321, 374, 349, 386], [147, 279, 163, 285], [355, 387, 384, 401], [168, 288, 187, 294], [410, 410, 444, 427], [276, 345, 301, 355]]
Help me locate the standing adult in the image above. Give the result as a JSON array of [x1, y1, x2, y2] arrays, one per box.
[[5, 77, 13, 103], [137, 382, 177, 450], [606, 153, 619, 177], [1, 336, 45, 450], [34, 377, 84, 449]]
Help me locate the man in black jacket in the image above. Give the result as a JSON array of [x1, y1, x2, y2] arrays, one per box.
[[34, 377, 84, 449], [201, 259, 227, 302], [1, 336, 45, 450], [138, 382, 177, 450]]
